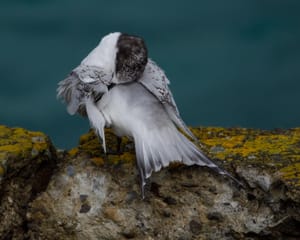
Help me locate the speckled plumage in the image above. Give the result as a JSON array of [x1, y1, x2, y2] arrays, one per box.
[[138, 59, 196, 139], [115, 34, 148, 83], [57, 65, 112, 116]]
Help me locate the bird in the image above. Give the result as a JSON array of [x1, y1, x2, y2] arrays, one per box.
[[57, 32, 242, 198]]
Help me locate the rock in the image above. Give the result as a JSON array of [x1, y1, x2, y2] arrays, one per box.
[[1, 125, 300, 239], [207, 211, 224, 221], [189, 219, 202, 235], [103, 206, 125, 222], [0, 125, 57, 239]]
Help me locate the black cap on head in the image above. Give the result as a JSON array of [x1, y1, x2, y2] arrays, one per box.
[[115, 33, 148, 83]]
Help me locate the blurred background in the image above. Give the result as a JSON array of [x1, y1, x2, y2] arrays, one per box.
[[0, 0, 299, 149]]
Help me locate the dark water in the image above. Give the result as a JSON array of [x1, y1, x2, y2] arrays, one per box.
[[1, 0, 299, 149]]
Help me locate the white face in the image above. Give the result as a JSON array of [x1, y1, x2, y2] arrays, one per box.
[[81, 32, 121, 73]]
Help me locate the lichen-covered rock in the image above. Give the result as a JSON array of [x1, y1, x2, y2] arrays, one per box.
[[1, 126, 300, 239], [26, 127, 300, 240], [193, 127, 300, 202], [0, 125, 57, 239]]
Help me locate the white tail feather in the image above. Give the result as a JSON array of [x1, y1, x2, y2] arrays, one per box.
[[85, 96, 107, 153], [134, 125, 220, 180], [134, 124, 244, 196]]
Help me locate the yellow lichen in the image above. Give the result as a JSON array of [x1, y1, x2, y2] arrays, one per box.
[[0, 164, 5, 176], [79, 131, 95, 145], [119, 152, 135, 163], [0, 144, 31, 158], [280, 163, 300, 187], [104, 152, 135, 165], [69, 148, 79, 157], [32, 142, 48, 152], [77, 131, 103, 157], [91, 157, 105, 166], [107, 155, 122, 165], [0, 125, 51, 163], [61, 126, 300, 188], [191, 128, 300, 166], [0, 126, 11, 138]]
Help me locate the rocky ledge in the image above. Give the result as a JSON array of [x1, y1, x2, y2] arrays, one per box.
[[0, 125, 299, 240]]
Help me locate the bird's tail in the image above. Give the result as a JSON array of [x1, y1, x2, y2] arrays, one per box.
[[134, 125, 242, 197]]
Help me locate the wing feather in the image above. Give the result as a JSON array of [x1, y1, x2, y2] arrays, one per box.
[[138, 59, 196, 140], [57, 65, 112, 116], [57, 64, 113, 152]]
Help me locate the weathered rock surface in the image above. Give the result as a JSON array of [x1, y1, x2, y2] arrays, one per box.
[[0, 126, 57, 239], [1, 125, 300, 239]]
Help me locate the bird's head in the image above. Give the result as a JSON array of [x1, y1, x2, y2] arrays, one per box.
[[81, 32, 148, 84]]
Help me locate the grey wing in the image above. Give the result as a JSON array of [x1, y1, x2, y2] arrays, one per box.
[[57, 65, 112, 116], [138, 59, 196, 140], [57, 65, 113, 153]]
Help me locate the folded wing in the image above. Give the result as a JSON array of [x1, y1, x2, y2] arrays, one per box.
[[138, 59, 196, 140], [57, 64, 113, 152]]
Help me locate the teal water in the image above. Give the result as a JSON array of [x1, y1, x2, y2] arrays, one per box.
[[0, 0, 299, 149]]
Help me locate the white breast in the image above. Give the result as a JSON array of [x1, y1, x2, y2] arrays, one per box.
[[97, 82, 170, 138]]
